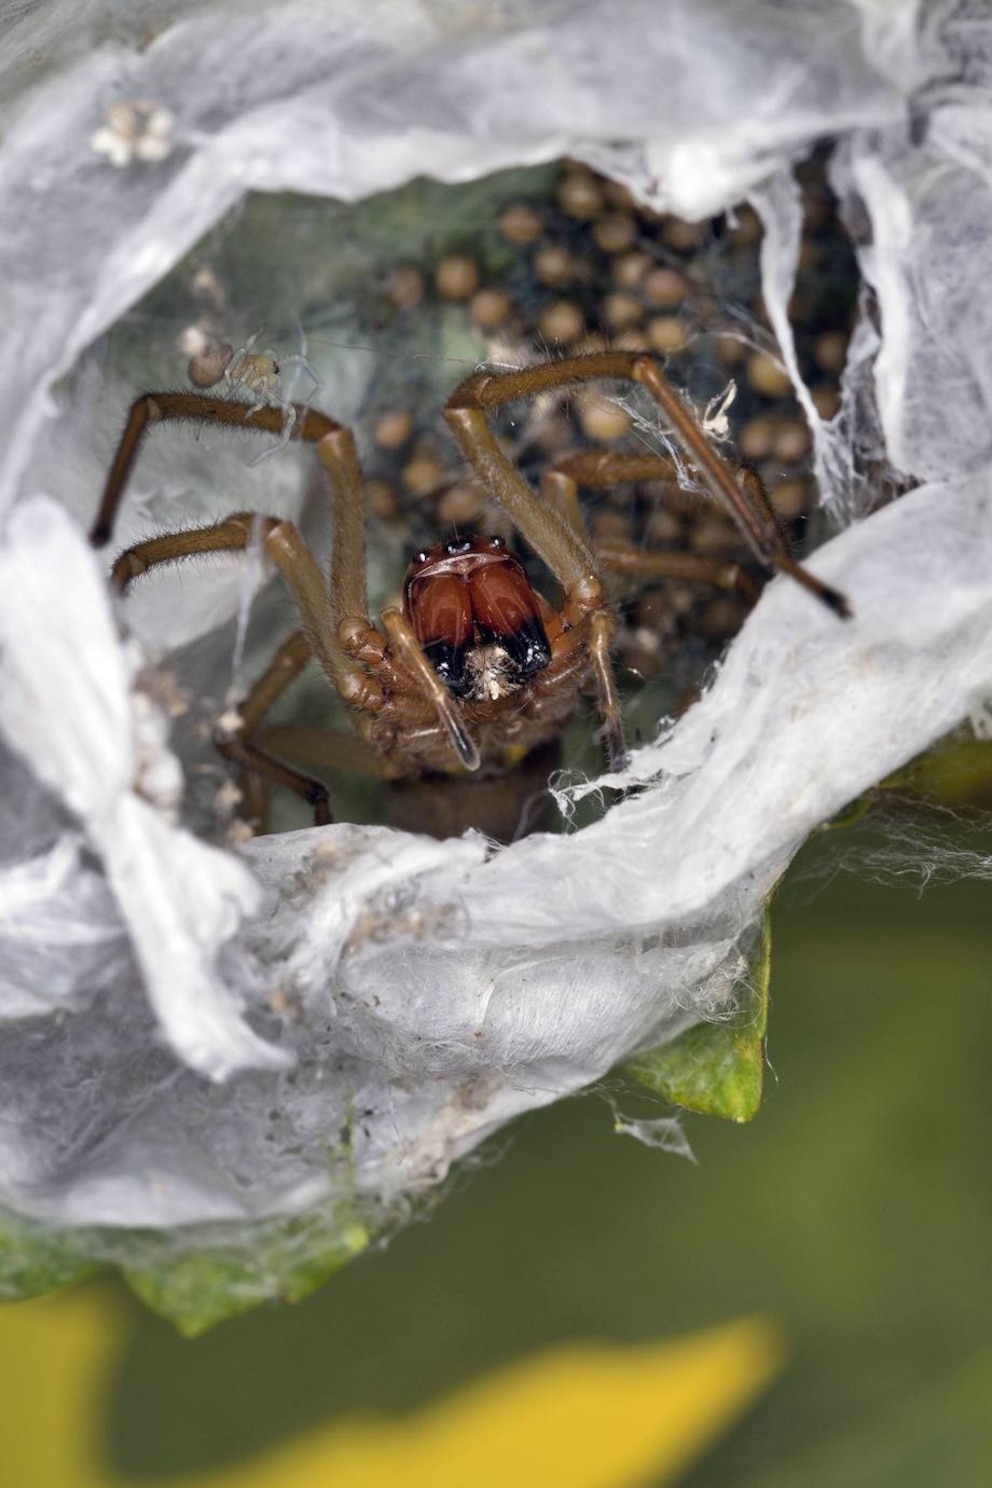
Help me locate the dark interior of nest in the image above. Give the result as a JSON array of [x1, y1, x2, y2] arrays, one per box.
[[98, 150, 859, 845]]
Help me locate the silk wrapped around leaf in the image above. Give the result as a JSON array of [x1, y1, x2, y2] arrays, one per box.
[[0, 0, 990, 1329]]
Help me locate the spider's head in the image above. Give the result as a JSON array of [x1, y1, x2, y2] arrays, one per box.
[[403, 535, 552, 701]]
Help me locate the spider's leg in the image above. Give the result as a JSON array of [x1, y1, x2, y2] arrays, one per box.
[[588, 609, 626, 770], [595, 543, 761, 602], [550, 449, 680, 489], [315, 421, 480, 773], [314, 421, 371, 635], [629, 357, 849, 617], [538, 470, 595, 551], [278, 397, 298, 444], [272, 327, 323, 463], [543, 463, 760, 603], [213, 628, 332, 829], [234, 628, 315, 740], [286, 354, 322, 396], [92, 395, 346, 546], [215, 730, 331, 828], [253, 724, 389, 777], [94, 393, 391, 692], [448, 352, 849, 617], [445, 380, 598, 596], [110, 508, 378, 718], [280, 320, 322, 399], [247, 396, 297, 466], [115, 529, 332, 825]]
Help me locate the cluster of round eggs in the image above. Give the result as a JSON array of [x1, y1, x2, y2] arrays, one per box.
[[357, 154, 858, 702]]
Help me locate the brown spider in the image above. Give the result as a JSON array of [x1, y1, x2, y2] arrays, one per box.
[[90, 350, 848, 832]]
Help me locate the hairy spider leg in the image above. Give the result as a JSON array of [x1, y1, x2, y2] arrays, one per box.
[[526, 472, 626, 768], [89, 394, 338, 548], [316, 414, 480, 771], [95, 393, 481, 801], [112, 542, 332, 824], [542, 460, 761, 603], [97, 400, 365, 683], [447, 352, 850, 618], [220, 631, 396, 829]]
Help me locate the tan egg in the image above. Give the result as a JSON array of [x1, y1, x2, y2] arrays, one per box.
[[437, 482, 486, 526], [533, 245, 577, 287], [556, 170, 604, 220], [373, 410, 415, 451], [772, 419, 813, 465], [644, 508, 684, 545], [590, 508, 635, 544], [401, 447, 446, 497], [538, 299, 585, 345], [728, 204, 762, 245], [738, 416, 777, 463], [499, 203, 544, 245], [691, 518, 743, 557], [714, 332, 748, 366], [434, 254, 482, 301], [642, 267, 689, 308], [662, 216, 709, 251], [747, 351, 793, 399], [601, 290, 644, 331], [611, 250, 652, 290], [768, 477, 812, 520], [469, 288, 514, 330], [697, 596, 749, 641], [609, 329, 650, 354], [814, 329, 850, 376], [593, 213, 637, 254], [645, 315, 688, 354], [578, 394, 632, 442], [811, 384, 842, 420]]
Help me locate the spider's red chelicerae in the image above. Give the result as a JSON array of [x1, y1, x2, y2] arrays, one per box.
[[91, 350, 848, 830]]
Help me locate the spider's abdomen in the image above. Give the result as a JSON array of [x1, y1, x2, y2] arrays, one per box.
[[403, 535, 552, 702]]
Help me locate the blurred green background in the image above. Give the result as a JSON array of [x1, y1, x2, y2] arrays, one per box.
[[5, 822, 988, 1486]]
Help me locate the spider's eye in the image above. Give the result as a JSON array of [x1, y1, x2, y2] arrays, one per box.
[[415, 550, 430, 565], [487, 535, 504, 549], [445, 537, 473, 556]]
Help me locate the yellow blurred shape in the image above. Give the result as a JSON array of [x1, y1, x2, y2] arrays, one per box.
[[0, 1285, 785, 1488], [2, 1284, 123, 1487]]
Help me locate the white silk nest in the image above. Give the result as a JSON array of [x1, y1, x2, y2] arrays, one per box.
[[0, 0, 989, 1271]]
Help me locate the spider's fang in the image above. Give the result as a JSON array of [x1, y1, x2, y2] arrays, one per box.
[[476, 614, 552, 680], [465, 552, 551, 680], [422, 637, 472, 698]]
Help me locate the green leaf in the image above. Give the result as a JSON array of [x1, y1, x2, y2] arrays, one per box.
[[626, 911, 771, 1122], [0, 1199, 372, 1335], [0, 1208, 103, 1301], [122, 1210, 371, 1337]]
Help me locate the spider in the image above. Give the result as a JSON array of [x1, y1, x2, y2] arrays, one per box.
[[186, 327, 321, 459], [90, 350, 849, 833]]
